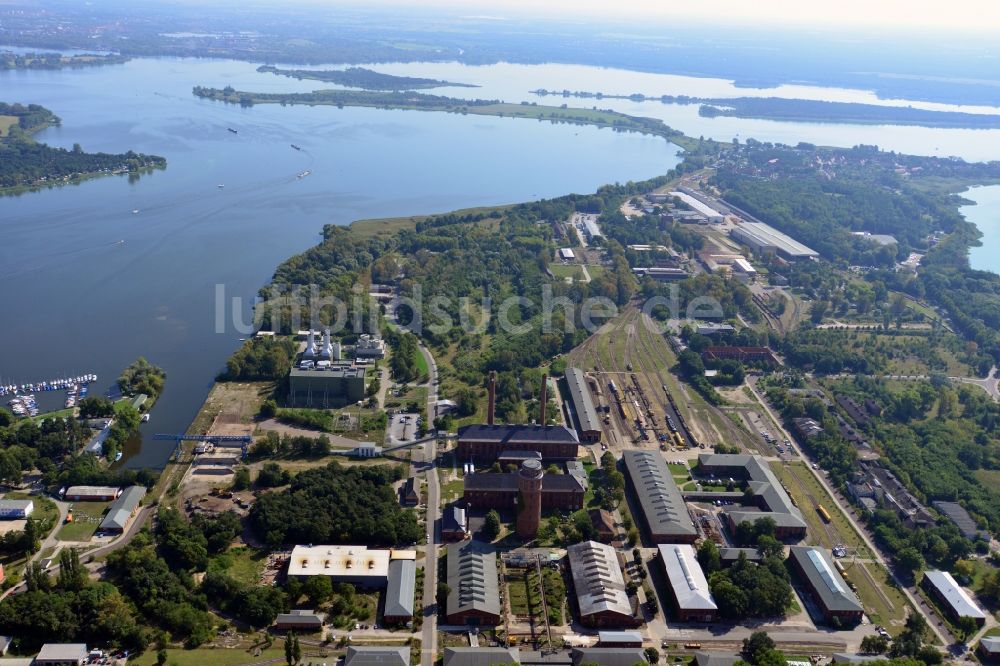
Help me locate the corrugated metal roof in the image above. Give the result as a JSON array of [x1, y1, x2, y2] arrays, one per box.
[[698, 454, 806, 531], [345, 646, 410, 666], [923, 570, 986, 620], [385, 559, 415, 619], [99, 485, 145, 531], [658, 544, 717, 611], [731, 222, 818, 258], [789, 547, 862, 614], [565, 368, 602, 435], [446, 541, 501, 618], [459, 424, 580, 444], [567, 541, 633, 619], [570, 648, 645, 666], [444, 648, 520, 666], [623, 450, 696, 540]]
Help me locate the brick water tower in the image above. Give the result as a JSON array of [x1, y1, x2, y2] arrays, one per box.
[[516, 459, 544, 539]]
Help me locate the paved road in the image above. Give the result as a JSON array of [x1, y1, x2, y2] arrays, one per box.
[[746, 379, 952, 647], [417, 341, 441, 666], [31, 496, 69, 564], [2, 504, 153, 600]]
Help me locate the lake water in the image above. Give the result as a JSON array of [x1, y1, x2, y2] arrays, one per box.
[[0, 57, 679, 468], [3, 56, 1000, 469], [962, 186, 1000, 275]]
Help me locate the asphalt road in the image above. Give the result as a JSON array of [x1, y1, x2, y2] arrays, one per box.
[[417, 340, 441, 666]]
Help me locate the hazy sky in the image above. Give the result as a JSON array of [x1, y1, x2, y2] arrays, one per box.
[[367, 0, 999, 32]]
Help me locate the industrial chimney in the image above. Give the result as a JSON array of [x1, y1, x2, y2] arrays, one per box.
[[539, 373, 548, 425], [321, 328, 333, 359], [487, 371, 497, 426], [305, 329, 317, 357]]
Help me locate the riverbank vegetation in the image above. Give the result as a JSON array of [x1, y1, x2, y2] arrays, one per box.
[[257, 64, 476, 90], [0, 101, 166, 193], [1, 51, 129, 71]]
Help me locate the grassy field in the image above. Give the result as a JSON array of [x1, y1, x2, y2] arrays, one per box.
[[0, 115, 17, 137], [58, 501, 109, 542], [851, 561, 911, 633], [440, 479, 464, 503], [130, 646, 293, 666], [549, 263, 582, 281], [210, 547, 266, 586], [585, 264, 606, 279]]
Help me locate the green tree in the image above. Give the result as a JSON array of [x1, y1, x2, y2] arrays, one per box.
[[156, 649, 168, 666], [285, 631, 294, 665], [304, 575, 333, 605], [742, 631, 776, 665], [697, 539, 721, 573], [292, 635, 302, 664], [955, 615, 979, 642], [484, 510, 502, 540], [644, 647, 659, 664], [232, 466, 251, 491], [860, 635, 888, 654], [896, 547, 924, 579]]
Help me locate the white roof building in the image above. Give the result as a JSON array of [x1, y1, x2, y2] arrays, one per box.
[[658, 544, 718, 615], [567, 540, 635, 622], [670, 191, 724, 222], [287, 545, 414, 585], [559, 248, 576, 260], [923, 570, 986, 621]]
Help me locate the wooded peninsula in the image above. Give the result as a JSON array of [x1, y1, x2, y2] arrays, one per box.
[[0, 102, 165, 194]]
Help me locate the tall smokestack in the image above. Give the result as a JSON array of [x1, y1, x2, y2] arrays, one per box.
[[539, 373, 548, 425], [305, 329, 317, 356], [487, 371, 496, 425]]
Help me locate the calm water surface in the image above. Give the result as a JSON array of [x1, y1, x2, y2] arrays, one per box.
[[4, 56, 1000, 468], [962, 186, 1000, 275], [0, 58, 679, 468]]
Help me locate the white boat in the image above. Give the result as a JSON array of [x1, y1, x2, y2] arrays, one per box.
[[217, 184, 225, 189], [141, 413, 150, 423], [132, 209, 140, 215], [114, 452, 123, 461]]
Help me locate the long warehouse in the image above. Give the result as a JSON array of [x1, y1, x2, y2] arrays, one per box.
[[730, 221, 819, 259], [623, 450, 697, 543], [564, 367, 602, 443]]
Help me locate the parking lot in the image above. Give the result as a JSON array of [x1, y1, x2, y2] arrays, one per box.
[[388, 412, 420, 443]]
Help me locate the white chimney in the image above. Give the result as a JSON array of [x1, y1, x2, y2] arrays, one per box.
[[322, 329, 333, 358], [332, 341, 342, 361], [305, 329, 317, 356]]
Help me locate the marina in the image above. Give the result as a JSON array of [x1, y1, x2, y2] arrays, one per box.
[[3, 374, 98, 417]]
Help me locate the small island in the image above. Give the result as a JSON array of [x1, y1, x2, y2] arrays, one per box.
[[1, 50, 130, 71], [0, 102, 166, 194], [256, 65, 477, 91]]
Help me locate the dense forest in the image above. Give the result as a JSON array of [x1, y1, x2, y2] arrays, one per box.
[[257, 65, 476, 90], [249, 461, 420, 546], [220, 336, 298, 381]]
